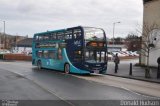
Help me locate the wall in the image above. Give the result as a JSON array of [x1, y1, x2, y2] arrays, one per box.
[[142, 0, 160, 66]]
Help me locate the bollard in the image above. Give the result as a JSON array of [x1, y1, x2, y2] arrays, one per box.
[[157, 64, 160, 79], [129, 63, 132, 76], [115, 64, 118, 73]]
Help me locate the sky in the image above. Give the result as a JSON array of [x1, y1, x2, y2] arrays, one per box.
[[0, 0, 143, 38]]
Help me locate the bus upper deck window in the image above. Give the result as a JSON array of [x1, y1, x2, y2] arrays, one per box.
[[51, 33, 57, 40], [74, 29, 81, 39], [39, 36, 42, 41], [57, 32, 64, 40], [35, 36, 38, 41], [44, 35, 49, 40], [65, 31, 72, 39]]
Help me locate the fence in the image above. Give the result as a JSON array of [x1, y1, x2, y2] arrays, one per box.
[[0, 54, 32, 61]]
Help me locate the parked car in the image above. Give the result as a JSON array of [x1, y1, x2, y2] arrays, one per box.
[[132, 51, 139, 56], [0, 49, 11, 54], [119, 51, 130, 56], [112, 51, 126, 57]]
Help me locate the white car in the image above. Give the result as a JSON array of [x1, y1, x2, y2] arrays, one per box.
[[0, 49, 10, 54], [119, 51, 130, 56], [112, 51, 126, 57], [132, 51, 139, 56]]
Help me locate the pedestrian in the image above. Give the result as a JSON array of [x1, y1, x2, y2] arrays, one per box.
[[157, 57, 160, 79], [114, 53, 120, 73]]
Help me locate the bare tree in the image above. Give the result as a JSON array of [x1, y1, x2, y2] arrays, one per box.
[[137, 23, 159, 78], [125, 33, 141, 52]]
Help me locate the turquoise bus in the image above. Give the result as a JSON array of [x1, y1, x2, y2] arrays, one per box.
[[32, 26, 108, 74]]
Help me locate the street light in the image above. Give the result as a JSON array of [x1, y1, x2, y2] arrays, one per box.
[[112, 21, 120, 51], [0, 20, 5, 49], [3, 21, 6, 49], [0, 21, 6, 49], [3, 21, 5, 34]]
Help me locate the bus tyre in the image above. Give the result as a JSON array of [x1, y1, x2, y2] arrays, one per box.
[[37, 61, 42, 70], [64, 64, 70, 74]]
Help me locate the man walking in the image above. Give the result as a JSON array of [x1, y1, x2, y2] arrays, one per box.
[[114, 53, 120, 73]]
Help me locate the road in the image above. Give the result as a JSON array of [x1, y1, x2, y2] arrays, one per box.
[[0, 61, 159, 106]]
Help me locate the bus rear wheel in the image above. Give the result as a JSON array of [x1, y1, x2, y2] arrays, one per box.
[[64, 64, 70, 74], [37, 61, 42, 70]]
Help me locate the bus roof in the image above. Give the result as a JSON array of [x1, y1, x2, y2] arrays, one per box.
[[33, 26, 104, 37], [34, 29, 65, 36], [33, 26, 82, 37]]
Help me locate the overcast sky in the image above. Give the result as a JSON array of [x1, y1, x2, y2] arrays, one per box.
[[0, 0, 143, 38]]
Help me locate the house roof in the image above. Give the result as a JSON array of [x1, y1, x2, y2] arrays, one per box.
[[14, 38, 32, 47]]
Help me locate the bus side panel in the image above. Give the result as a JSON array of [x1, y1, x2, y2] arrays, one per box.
[[40, 58, 64, 71]]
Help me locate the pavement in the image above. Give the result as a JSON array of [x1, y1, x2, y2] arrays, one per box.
[[106, 59, 160, 83], [0, 61, 159, 106]]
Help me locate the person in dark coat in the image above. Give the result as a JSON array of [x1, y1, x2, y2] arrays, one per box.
[[114, 53, 120, 73], [157, 57, 160, 78]]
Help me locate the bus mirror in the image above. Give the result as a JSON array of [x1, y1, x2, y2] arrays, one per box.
[[59, 43, 67, 48]]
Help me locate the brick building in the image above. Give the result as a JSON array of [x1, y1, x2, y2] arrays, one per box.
[[0, 33, 26, 50]]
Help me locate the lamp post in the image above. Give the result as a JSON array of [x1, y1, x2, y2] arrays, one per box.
[[113, 21, 120, 51], [0, 20, 5, 49], [3, 21, 6, 49]]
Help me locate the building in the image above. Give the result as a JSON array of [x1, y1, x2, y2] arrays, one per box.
[[142, 0, 160, 66], [0, 33, 26, 49], [107, 39, 127, 52], [11, 38, 32, 54]]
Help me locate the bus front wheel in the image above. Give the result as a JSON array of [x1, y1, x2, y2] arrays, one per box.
[[64, 64, 70, 74], [37, 61, 42, 70]]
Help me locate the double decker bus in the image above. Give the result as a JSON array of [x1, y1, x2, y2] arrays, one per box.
[[32, 26, 108, 74]]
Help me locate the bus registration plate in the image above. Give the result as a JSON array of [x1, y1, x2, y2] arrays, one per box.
[[94, 70, 99, 74]]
